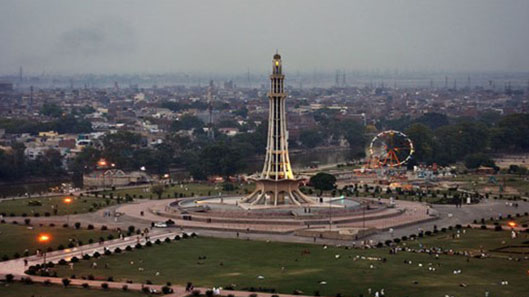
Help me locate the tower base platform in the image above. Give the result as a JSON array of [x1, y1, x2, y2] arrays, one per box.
[[241, 178, 317, 206]]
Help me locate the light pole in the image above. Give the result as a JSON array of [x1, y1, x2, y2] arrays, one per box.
[[63, 196, 72, 225], [37, 233, 51, 265], [362, 201, 366, 229], [329, 197, 332, 231]]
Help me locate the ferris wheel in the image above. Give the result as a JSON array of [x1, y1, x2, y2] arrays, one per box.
[[369, 130, 414, 168]]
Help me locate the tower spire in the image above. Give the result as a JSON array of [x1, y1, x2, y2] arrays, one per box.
[[242, 53, 314, 206]]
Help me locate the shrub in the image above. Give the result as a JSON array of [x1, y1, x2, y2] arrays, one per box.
[[155, 239, 162, 244], [164, 237, 171, 243], [104, 249, 112, 256], [494, 225, 502, 231], [101, 225, 108, 230], [122, 285, 128, 291], [62, 278, 71, 287], [62, 223, 69, 228], [82, 283, 89, 289], [162, 286, 173, 294], [24, 218, 31, 225], [135, 243, 142, 249], [192, 290, 201, 297], [70, 256, 79, 263], [58, 259, 67, 265], [57, 244, 65, 250], [74, 222, 81, 229], [114, 247, 122, 253], [93, 251, 100, 258], [146, 241, 152, 247], [4, 274, 14, 283], [125, 245, 132, 251], [83, 254, 91, 260], [22, 276, 33, 284], [43, 279, 51, 286], [101, 283, 109, 289], [87, 224, 94, 230], [107, 234, 114, 240]]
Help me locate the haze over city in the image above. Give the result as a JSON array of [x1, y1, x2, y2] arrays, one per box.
[[2, 1, 529, 297], [2, 0, 529, 75]]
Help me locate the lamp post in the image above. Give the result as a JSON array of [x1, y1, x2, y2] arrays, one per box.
[[63, 196, 72, 225], [37, 233, 51, 265]]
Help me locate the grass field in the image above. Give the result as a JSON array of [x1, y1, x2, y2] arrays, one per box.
[[51, 231, 529, 297], [0, 283, 144, 297], [0, 223, 118, 259], [0, 195, 120, 217], [405, 228, 529, 256], [452, 174, 529, 196], [100, 182, 256, 199]]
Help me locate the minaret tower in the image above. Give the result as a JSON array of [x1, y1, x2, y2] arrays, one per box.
[[261, 53, 294, 180], [243, 53, 314, 206]]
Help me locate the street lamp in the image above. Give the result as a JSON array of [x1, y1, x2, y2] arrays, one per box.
[[37, 233, 51, 265], [63, 196, 72, 225], [508, 221, 517, 228]]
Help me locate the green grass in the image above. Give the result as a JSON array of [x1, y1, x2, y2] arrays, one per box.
[[52, 234, 529, 297], [406, 228, 529, 256], [100, 182, 256, 199], [0, 223, 118, 259], [0, 195, 120, 217], [0, 283, 144, 297]]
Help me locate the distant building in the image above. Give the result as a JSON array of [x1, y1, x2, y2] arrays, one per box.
[[83, 169, 150, 188], [0, 82, 13, 92]]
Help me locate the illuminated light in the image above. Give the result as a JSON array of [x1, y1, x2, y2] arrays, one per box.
[[97, 158, 108, 167], [63, 197, 72, 204], [163, 173, 170, 178], [38, 234, 51, 243], [508, 221, 517, 228], [275, 61, 279, 66]]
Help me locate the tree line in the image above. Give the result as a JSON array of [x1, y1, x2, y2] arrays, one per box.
[[399, 113, 529, 168]]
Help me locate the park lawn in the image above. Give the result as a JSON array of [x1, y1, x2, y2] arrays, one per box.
[[0, 195, 118, 217], [101, 182, 256, 199], [406, 228, 529, 256], [0, 282, 144, 297], [0, 223, 118, 259], [52, 236, 529, 297]]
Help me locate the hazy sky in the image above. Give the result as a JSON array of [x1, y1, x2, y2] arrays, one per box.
[[1, 0, 529, 75]]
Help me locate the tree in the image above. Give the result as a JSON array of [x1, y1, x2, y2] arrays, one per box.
[[40, 103, 63, 118], [172, 115, 204, 131], [405, 123, 435, 164], [464, 153, 496, 169], [151, 184, 165, 199], [310, 172, 336, 195], [415, 113, 449, 130], [299, 129, 322, 148]]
